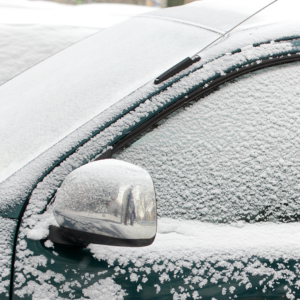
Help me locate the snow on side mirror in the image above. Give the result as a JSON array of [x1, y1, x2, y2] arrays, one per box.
[[48, 159, 156, 247]]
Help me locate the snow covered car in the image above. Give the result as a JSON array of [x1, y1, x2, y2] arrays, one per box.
[[2, 0, 300, 299]]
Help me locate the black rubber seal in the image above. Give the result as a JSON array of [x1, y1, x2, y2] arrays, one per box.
[[48, 225, 155, 248], [112, 53, 300, 154], [154, 56, 201, 85]]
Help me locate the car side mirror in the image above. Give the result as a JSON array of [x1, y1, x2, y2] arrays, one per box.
[[48, 159, 156, 247]]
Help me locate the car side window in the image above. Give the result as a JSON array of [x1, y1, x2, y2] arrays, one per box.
[[114, 62, 300, 223]]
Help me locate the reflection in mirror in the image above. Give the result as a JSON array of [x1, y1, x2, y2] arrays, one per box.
[[51, 159, 156, 246]]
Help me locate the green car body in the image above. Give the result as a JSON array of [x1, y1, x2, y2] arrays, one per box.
[[2, 1, 300, 299]]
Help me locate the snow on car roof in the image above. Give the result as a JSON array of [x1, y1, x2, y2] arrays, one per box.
[[200, 0, 300, 63], [0, 18, 219, 186], [0, 0, 157, 28], [144, 0, 273, 34], [0, 0, 158, 86], [0, 0, 277, 186]]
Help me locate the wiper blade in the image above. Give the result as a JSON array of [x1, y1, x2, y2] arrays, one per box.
[[154, 55, 200, 85]]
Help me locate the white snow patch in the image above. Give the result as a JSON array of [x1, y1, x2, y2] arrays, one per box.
[[154, 284, 161, 294], [159, 272, 170, 284], [0, 0, 157, 86], [0, 24, 98, 86], [130, 273, 139, 282], [0, 0, 157, 28], [89, 218, 300, 265], [44, 240, 54, 249], [27, 209, 58, 240], [0, 217, 16, 296], [82, 278, 127, 300]]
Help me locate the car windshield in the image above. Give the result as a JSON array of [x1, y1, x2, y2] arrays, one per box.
[[0, 15, 220, 183]]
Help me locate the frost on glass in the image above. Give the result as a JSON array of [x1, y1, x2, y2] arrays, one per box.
[[53, 159, 156, 240], [115, 62, 300, 223]]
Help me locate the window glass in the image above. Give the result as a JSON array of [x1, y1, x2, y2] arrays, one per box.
[[114, 62, 300, 223]]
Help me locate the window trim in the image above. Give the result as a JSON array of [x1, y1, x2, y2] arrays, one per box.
[[97, 53, 300, 159]]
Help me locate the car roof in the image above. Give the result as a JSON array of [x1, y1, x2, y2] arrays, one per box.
[[143, 0, 273, 35]]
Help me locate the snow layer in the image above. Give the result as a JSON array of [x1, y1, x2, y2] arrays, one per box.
[[19, 217, 300, 299], [89, 218, 300, 267], [0, 1, 159, 186], [0, 0, 157, 28], [1, 40, 299, 217], [0, 14, 218, 185], [116, 62, 300, 223], [145, 0, 273, 33], [0, 24, 98, 86], [6, 2, 300, 298], [0, 0, 280, 187], [200, 0, 300, 65], [3, 0, 300, 216], [82, 278, 128, 300], [0, 0, 157, 86], [0, 217, 17, 298], [235, 0, 300, 31]]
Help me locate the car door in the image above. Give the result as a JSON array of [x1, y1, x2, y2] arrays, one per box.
[[11, 38, 300, 299]]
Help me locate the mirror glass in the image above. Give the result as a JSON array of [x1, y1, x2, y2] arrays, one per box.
[[52, 159, 156, 243]]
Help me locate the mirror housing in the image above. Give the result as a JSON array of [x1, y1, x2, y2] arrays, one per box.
[[49, 159, 156, 247]]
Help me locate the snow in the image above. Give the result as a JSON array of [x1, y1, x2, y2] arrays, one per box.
[[82, 278, 128, 300], [235, 0, 300, 30], [3, 0, 299, 217], [0, 9, 217, 186], [44, 239, 54, 249], [1, 38, 299, 216], [199, 2, 300, 64], [26, 210, 58, 240], [0, 24, 98, 86], [89, 219, 300, 262], [0, 0, 157, 86], [0, 217, 17, 297], [4, 3, 300, 297], [116, 61, 300, 223], [0, 0, 157, 28], [0, 0, 160, 186], [87, 217, 300, 297], [146, 0, 273, 33], [15, 47, 300, 299], [0, 0, 280, 188]]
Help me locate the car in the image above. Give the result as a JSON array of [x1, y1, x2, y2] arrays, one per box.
[[1, 0, 300, 299]]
